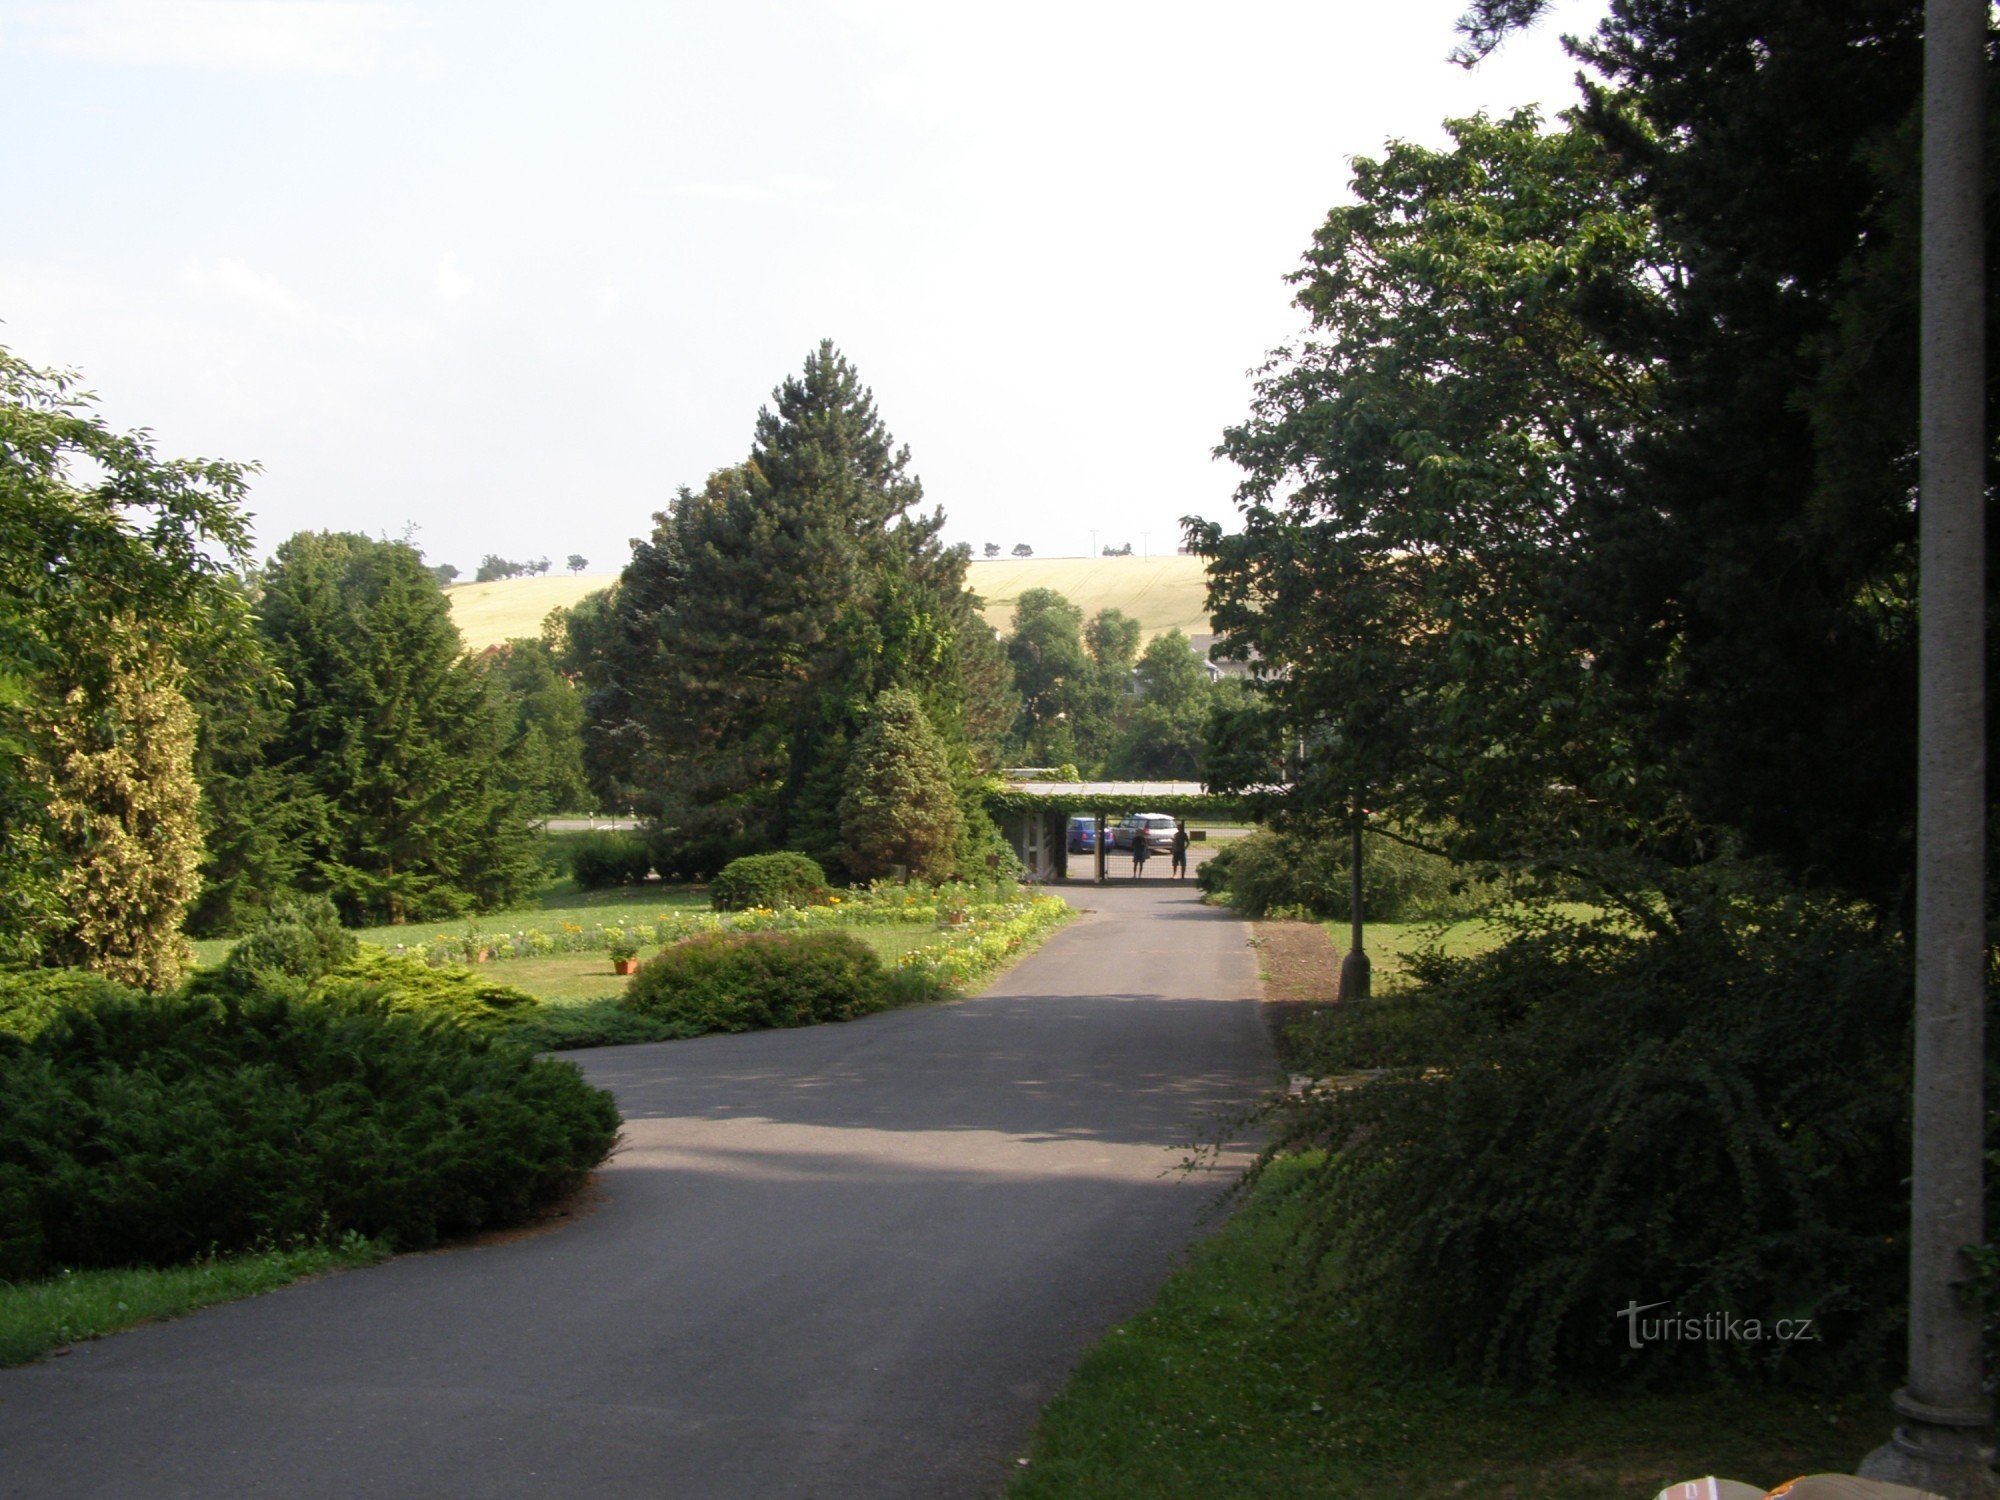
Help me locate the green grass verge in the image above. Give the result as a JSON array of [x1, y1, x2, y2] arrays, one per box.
[[0, 1237, 389, 1368], [1010, 1163, 1882, 1498], [1321, 904, 1608, 993]]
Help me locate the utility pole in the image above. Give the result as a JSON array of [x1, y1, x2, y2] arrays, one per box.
[[1858, 1, 1993, 1493], [1089, 528, 1098, 560], [1141, 530, 1150, 559]]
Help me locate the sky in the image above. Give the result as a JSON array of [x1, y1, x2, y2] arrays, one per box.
[[0, 0, 1608, 577]]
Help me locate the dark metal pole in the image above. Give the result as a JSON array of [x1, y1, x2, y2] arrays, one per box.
[[1338, 788, 1371, 1000], [1859, 1, 1993, 1491]]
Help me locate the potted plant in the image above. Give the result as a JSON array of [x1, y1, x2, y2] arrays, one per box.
[[609, 937, 641, 976]]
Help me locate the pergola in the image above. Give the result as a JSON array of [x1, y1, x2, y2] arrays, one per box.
[[985, 780, 1260, 883]]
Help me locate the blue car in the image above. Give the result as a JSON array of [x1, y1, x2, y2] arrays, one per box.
[[1065, 815, 1098, 854]]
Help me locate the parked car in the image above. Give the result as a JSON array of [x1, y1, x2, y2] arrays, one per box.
[[1110, 813, 1178, 852], [1065, 815, 1099, 854]]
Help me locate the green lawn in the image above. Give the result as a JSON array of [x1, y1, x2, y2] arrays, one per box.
[[1327, 904, 1606, 993], [0, 1238, 389, 1369], [190, 880, 709, 969], [1011, 1165, 1882, 1499]]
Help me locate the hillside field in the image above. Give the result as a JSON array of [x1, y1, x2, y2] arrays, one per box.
[[445, 555, 1214, 651]]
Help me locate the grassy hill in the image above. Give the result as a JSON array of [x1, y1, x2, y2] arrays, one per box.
[[444, 574, 619, 651], [965, 554, 1210, 640], [444, 555, 1214, 652]]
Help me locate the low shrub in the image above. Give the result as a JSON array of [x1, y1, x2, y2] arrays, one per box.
[[313, 952, 541, 1031], [507, 998, 703, 1051], [646, 826, 756, 883], [1263, 881, 1911, 1388], [709, 852, 829, 913], [216, 896, 358, 991], [0, 980, 620, 1281], [624, 929, 885, 1033], [569, 832, 653, 890], [1199, 826, 1490, 923]]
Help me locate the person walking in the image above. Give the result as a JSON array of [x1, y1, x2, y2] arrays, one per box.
[[1131, 827, 1151, 878], [1170, 820, 1189, 880]]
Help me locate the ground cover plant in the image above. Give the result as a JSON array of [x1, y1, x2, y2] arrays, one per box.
[[1257, 884, 1911, 1390], [0, 978, 620, 1282], [625, 929, 887, 1034], [1009, 1162, 1886, 1500]]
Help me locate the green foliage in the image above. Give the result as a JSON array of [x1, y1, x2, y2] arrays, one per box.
[[1265, 884, 1911, 1387], [22, 629, 205, 990], [314, 952, 541, 1031], [256, 531, 543, 924], [1199, 827, 1490, 923], [623, 929, 887, 1034], [486, 636, 592, 817], [1197, 110, 1666, 860], [0, 982, 618, 1281], [569, 832, 653, 890], [587, 343, 1012, 873], [709, 852, 829, 912], [0, 344, 257, 967], [216, 896, 359, 991], [0, 969, 140, 1042], [839, 689, 965, 883]]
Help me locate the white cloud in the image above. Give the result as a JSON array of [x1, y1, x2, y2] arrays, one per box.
[[594, 282, 623, 322], [7, 1, 404, 74], [433, 250, 477, 306]]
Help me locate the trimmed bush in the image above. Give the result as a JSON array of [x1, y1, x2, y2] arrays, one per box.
[[1263, 885, 1911, 1388], [709, 852, 829, 913], [0, 980, 620, 1281], [570, 832, 652, 890], [1198, 825, 1489, 922], [216, 895, 358, 991], [624, 929, 885, 1033]]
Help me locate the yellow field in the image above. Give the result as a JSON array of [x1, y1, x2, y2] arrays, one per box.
[[966, 555, 1211, 640], [444, 574, 618, 651], [444, 555, 1214, 652]]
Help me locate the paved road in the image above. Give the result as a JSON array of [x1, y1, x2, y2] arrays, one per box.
[[0, 883, 1272, 1500]]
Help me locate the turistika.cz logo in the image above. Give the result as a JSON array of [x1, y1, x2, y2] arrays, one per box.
[[1615, 1301, 1820, 1350]]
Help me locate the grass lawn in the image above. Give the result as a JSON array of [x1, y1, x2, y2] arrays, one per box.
[[189, 879, 710, 969], [1326, 904, 1605, 993], [1010, 1165, 1883, 1499], [0, 1238, 389, 1369]]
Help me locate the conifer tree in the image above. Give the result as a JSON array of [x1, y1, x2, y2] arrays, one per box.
[[839, 689, 964, 882], [23, 628, 204, 989], [258, 532, 541, 923]]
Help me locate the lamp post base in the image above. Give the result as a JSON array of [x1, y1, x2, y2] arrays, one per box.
[[1857, 1389, 1998, 1499], [1338, 948, 1371, 1001]]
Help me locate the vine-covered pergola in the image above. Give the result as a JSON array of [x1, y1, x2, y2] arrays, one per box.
[[984, 780, 1262, 883]]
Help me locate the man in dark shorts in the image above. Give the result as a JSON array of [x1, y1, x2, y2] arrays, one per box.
[[1170, 820, 1189, 880]]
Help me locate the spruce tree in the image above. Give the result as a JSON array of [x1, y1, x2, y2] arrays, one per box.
[[595, 343, 1016, 872], [839, 689, 963, 883], [258, 532, 541, 923]]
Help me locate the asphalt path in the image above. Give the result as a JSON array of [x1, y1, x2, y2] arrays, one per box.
[[0, 880, 1272, 1499]]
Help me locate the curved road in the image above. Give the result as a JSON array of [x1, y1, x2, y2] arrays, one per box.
[[0, 882, 1271, 1499]]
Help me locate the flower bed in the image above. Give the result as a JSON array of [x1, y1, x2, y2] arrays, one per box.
[[388, 879, 1035, 970]]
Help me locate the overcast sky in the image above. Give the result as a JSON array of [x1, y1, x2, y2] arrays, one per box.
[[1, 0, 1606, 576]]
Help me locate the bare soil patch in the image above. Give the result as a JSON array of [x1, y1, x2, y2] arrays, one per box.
[[1251, 918, 1342, 1067]]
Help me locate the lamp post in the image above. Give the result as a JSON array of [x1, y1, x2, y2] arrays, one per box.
[[1338, 788, 1370, 1001], [1857, 1, 1993, 1491]]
